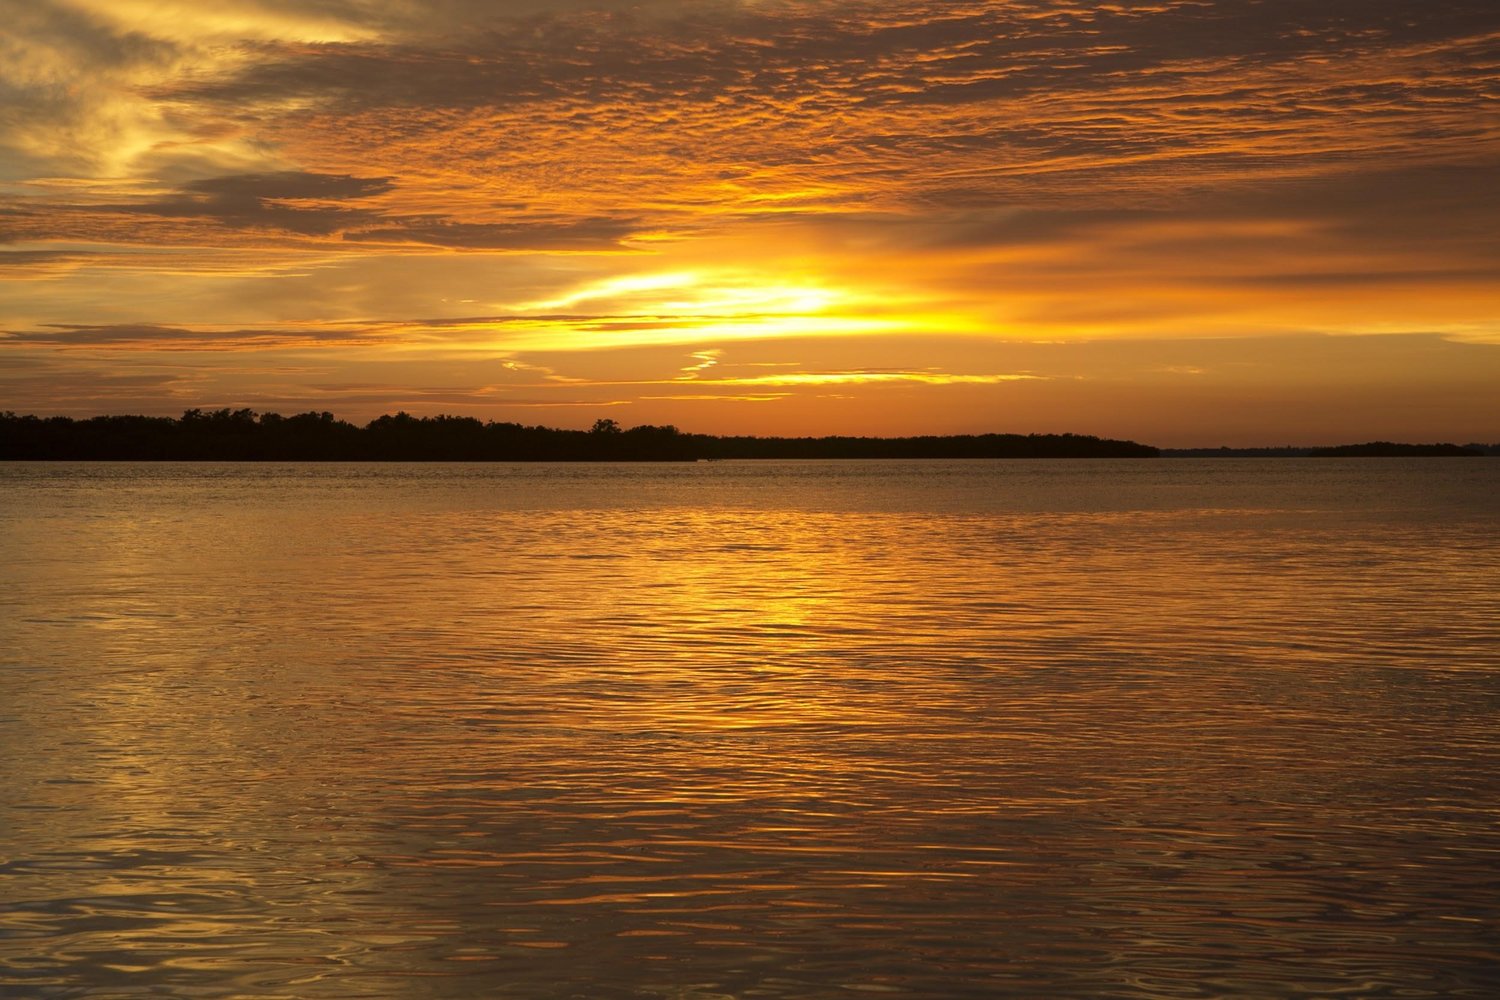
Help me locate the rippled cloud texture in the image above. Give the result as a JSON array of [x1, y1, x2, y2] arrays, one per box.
[[3, 0, 1497, 443]]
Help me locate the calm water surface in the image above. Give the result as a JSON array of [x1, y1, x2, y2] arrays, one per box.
[[2, 460, 1497, 998]]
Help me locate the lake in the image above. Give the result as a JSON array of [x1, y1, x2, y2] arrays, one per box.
[[2, 459, 1497, 998]]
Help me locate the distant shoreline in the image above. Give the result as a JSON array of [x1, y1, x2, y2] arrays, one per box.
[[1, 410, 1156, 460], [1161, 443, 1492, 457], [1, 410, 1493, 460]]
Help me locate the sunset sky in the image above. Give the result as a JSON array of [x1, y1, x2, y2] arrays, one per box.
[[3, 0, 1497, 445]]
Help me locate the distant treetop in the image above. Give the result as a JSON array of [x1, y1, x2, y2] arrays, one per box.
[[0, 410, 1159, 461]]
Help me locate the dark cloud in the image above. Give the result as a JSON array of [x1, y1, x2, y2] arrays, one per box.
[[3, 322, 374, 349], [0, 249, 95, 268], [0, 361, 196, 412], [1221, 162, 1500, 246], [0, 353, 52, 369], [186, 172, 393, 201], [153, 1, 1500, 115], [2, 171, 642, 248], [344, 216, 641, 250], [1213, 268, 1500, 289], [780, 157, 1500, 276], [102, 171, 394, 236], [230, 385, 630, 411]]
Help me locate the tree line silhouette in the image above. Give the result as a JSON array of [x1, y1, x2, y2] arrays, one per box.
[[1304, 442, 1485, 457], [1162, 442, 1492, 457], [0, 409, 1160, 460]]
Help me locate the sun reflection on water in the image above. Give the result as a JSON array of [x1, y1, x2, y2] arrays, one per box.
[[2, 460, 1498, 998]]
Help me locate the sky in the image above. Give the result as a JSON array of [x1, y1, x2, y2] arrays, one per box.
[[2, 0, 1497, 446]]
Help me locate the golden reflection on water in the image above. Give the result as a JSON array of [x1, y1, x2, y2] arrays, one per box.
[[2, 461, 1499, 998]]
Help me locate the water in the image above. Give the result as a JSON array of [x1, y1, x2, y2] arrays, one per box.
[[2, 459, 1497, 998]]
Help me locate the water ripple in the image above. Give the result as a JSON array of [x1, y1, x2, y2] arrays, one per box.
[[2, 460, 1497, 998]]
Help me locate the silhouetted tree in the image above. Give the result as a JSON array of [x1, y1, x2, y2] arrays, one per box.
[[0, 410, 1170, 460]]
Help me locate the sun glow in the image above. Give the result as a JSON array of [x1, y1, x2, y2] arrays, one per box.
[[525, 269, 846, 317], [497, 267, 916, 348]]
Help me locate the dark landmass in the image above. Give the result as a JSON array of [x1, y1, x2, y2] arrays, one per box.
[[0, 410, 1158, 460], [1306, 442, 1486, 457], [1162, 446, 1316, 458], [1164, 442, 1492, 457]]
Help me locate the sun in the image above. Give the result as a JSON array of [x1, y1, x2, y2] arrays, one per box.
[[501, 268, 900, 350]]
